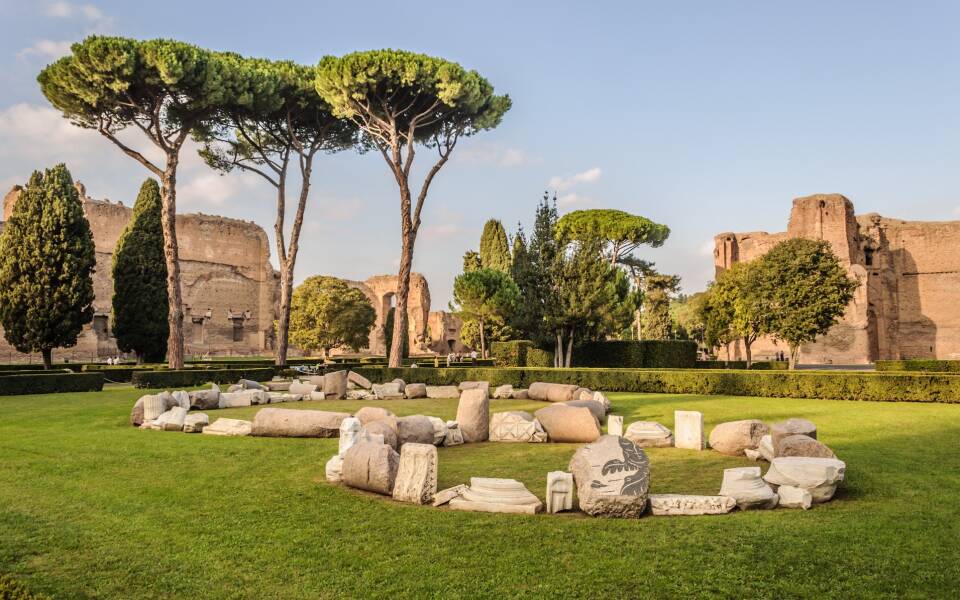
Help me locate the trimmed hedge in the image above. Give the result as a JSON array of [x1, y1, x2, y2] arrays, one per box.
[[0, 372, 104, 396], [132, 367, 275, 389], [351, 366, 960, 403], [0, 369, 73, 377], [572, 340, 697, 369], [876, 360, 960, 373], [695, 360, 789, 370]]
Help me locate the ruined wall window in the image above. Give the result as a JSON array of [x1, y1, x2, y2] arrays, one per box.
[[232, 318, 245, 342], [92, 315, 109, 340], [864, 248, 874, 266], [191, 317, 205, 343]]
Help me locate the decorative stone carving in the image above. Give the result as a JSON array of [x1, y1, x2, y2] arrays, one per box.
[[404, 383, 427, 398], [776, 434, 836, 459], [546, 471, 575, 514], [392, 443, 438, 504], [456, 389, 490, 443], [355, 406, 395, 425], [708, 419, 769, 456], [202, 418, 252, 436], [325, 455, 343, 483], [489, 411, 548, 443], [347, 371, 372, 389], [763, 457, 846, 503], [607, 415, 624, 437], [777, 485, 812, 509], [339, 417, 362, 456], [528, 382, 579, 403], [323, 370, 348, 399], [493, 384, 514, 399], [624, 421, 673, 447], [443, 421, 464, 447], [448, 477, 543, 514], [535, 405, 601, 443], [674, 410, 704, 450], [719, 467, 778, 510], [142, 395, 166, 421], [251, 408, 349, 438], [770, 418, 817, 447], [372, 382, 404, 400], [425, 385, 460, 399], [183, 413, 209, 433], [432, 484, 467, 506], [569, 435, 650, 518], [342, 441, 400, 495], [648, 494, 737, 516]]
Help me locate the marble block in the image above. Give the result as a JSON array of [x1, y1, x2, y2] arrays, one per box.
[[448, 477, 543, 514], [648, 494, 737, 516], [339, 417, 362, 456], [719, 467, 778, 510], [607, 415, 624, 437], [674, 410, 704, 450], [624, 421, 674, 448], [546, 471, 575, 514], [392, 443, 438, 505]]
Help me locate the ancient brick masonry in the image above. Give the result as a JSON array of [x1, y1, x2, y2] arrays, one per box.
[[714, 194, 960, 363]]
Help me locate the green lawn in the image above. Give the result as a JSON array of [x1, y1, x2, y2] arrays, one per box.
[[2, 387, 959, 599]]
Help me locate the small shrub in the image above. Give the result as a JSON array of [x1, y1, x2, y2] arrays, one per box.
[[875, 360, 960, 373], [131, 368, 275, 389], [0, 372, 104, 396]]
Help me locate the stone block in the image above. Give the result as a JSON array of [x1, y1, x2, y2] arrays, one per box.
[[325, 455, 343, 483], [777, 485, 812, 509], [288, 381, 317, 397], [771, 418, 817, 447], [397, 415, 437, 446], [360, 420, 399, 450], [156, 406, 188, 431], [719, 467, 778, 510], [323, 370, 348, 399], [624, 421, 673, 447], [183, 413, 209, 433], [425, 385, 460, 399], [546, 471, 575, 514], [493, 384, 513, 399], [456, 389, 490, 443], [569, 435, 650, 518], [448, 477, 542, 514], [432, 484, 467, 507], [648, 494, 737, 516], [511, 388, 529, 399], [342, 441, 399, 495], [347, 371, 372, 389], [535, 404, 601, 443], [489, 411, 547, 443], [443, 421, 464, 447], [142, 395, 165, 421], [708, 419, 769, 456], [563, 399, 605, 421], [339, 416, 361, 456], [404, 383, 427, 398], [251, 408, 350, 438], [776, 434, 836, 459], [355, 406, 395, 425], [527, 382, 579, 403], [763, 457, 845, 503], [607, 415, 624, 436], [392, 443, 438, 504], [674, 410, 704, 450], [458, 381, 490, 397], [202, 418, 252, 436], [372, 382, 404, 400]]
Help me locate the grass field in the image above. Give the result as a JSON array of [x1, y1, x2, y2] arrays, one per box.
[[2, 387, 959, 599]]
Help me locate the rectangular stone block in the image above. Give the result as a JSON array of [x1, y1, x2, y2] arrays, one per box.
[[674, 410, 704, 450], [392, 443, 438, 505], [607, 415, 624, 437]]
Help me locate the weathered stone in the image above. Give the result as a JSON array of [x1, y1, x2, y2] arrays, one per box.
[[309, 391, 327, 401], [202, 418, 252, 436], [339, 417, 362, 456], [535, 404, 601, 443], [219, 390, 266, 409], [288, 381, 317, 397], [776, 434, 837, 459], [708, 419, 769, 456], [347, 371, 372, 389], [426, 416, 447, 445], [397, 415, 437, 446], [607, 415, 624, 436], [448, 477, 542, 514], [443, 421, 464, 446], [511, 388, 529, 399], [227, 384, 243, 393], [777, 485, 813, 509], [493, 384, 514, 399], [458, 381, 490, 397], [130, 396, 146, 426], [267, 392, 298, 403], [239, 379, 264, 390], [142, 395, 165, 421], [425, 385, 460, 399], [345, 389, 371, 400], [719, 467, 778, 510], [305, 375, 325, 388], [189, 386, 221, 410], [763, 457, 846, 502], [528, 382, 579, 403], [592, 391, 612, 413], [183, 413, 209, 433], [264, 380, 291, 392], [575, 387, 594, 401], [325, 455, 343, 483], [432, 484, 467, 506], [744, 448, 763, 461], [674, 410, 705, 450], [759, 434, 775, 461], [251, 408, 350, 438], [323, 370, 348, 399], [569, 435, 650, 517], [172, 390, 190, 409], [624, 421, 673, 448], [489, 411, 547, 443], [771, 418, 817, 447], [159, 391, 177, 411], [392, 443, 438, 504], [564, 399, 605, 422], [342, 441, 400, 495], [546, 471, 575, 514], [156, 406, 188, 431], [649, 494, 737, 516], [404, 383, 427, 399], [355, 406, 395, 425], [456, 389, 490, 443], [139, 420, 162, 430], [360, 420, 399, 450], [372, 382, 404, 400]]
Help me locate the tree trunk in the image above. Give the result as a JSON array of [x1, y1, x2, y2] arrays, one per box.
[[160, 158, 185, 369], [565, 330, 574, 368], [478, 316, 486, 359], [136, 353, 144, 365], [744, 338, 753, 369], [789, 345, 799, 370], [42, 348, 52, 370], [555, 332, 564, 367], [275, 260, 294, 367], [389, 236, 414, 367]]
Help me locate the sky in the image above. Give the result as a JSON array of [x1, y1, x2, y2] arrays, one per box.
[[1, 0, 958, 308]]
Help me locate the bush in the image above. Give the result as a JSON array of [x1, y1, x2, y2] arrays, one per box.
[[490, 340, 554, 367], [572, 340, 697, 368], [0, 369, 73, 377], [350, 366, 960, 403], [0, 372, 104, 396], [875, 360, 960, 373], [132, 367, 275, 389], [81, 364, 167, 382], [0, 575, 51, 600], [695, 360, 789, 370]]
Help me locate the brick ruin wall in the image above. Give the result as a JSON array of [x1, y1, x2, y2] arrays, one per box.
[[714, 193, 960, 363], [0, 185, 278, 363]]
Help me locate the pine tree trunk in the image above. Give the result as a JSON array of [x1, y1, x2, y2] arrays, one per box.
[[565, 330, 574, 368], [390, 236, 414, 368], [555, 332, 564, 367], [42, 348, 52, 370], [789, 345, 798, 370], [744, 339, 753, 369], [275, 260, 294, 367], [479, 316, 487, 359], [160, 158, 185, 369]]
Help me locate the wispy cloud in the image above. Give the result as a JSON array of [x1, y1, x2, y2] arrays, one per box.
[[548, 167, 602, 192], [457, 143, 536, 167], [557, 193, 592, 207], [0, 103, 100, 158], [17, 39, 72, 60], [44, 2, 110, 24]]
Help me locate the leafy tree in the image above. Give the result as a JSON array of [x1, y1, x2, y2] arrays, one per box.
[[546, 237, 625, 367], [670, 292, 707, 344], [479, 219, 511, 272], [451, 268, 520, 358], [199, 59, 357, 367], [710, 261, 770, 367], [316, 50, 511, 367], [0, 165, 95, 369], [111, 179, 169, 363], [755, 238, 858, 369], [698, 281, 737, 358], [642, 273, 680, 340], [510, 193, 558, 347], [458, 315, 516, 355], [555, 208, 670, 265], [462, 250, 482, 273], [38, 36, 258, 368], [288, 276, 376, 357]]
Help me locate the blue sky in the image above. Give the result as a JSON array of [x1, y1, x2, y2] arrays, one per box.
[[1, 0, 958, 307]]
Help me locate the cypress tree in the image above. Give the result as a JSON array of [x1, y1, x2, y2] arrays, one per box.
[[479, 219, 511, 272], [510, 193, 558, 346], [111, 179, 169, 363], [0, 164, 96, 369]]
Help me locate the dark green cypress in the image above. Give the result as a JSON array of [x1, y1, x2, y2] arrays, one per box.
[[111, 179, 169, 363]]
